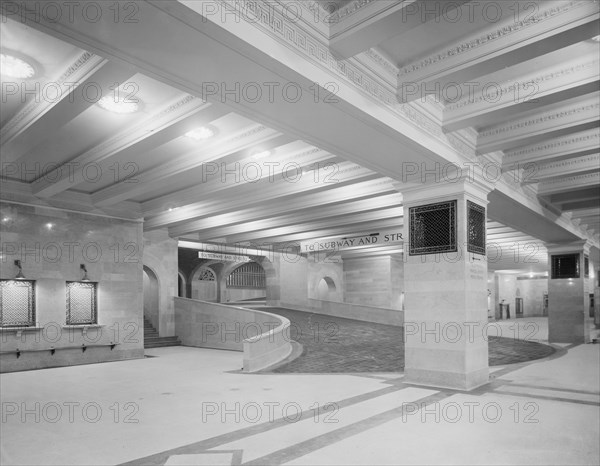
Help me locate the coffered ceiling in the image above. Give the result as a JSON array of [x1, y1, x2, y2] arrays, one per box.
[[0, 0, 598, 272]]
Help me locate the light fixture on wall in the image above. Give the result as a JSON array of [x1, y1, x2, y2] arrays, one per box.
[[14, 260, 25, 280], [80, 264, 90, 282]]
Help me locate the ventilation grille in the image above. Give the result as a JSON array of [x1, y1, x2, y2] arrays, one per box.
[[66, 282, 98, 325], [584, 255, 589, 278], [0, 280, 36, 327], [551, 254, 580, 279], [467, 200, 486, 255], [409, 201, 457, 255], [227, 262, 266, 288], [199, 268, 216, 281]]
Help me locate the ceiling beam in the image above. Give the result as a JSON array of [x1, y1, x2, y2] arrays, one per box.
[[31, 96, 213, 198], [145, 176, 393, 230], [522, 153, 600, 184], [141, 159, 378, 216], [170, 194, 403, 238], [476, 95, 599, 154], [503, 128, 600, 168], [91, 129, 290, 206], [550, 188, 600, 205], [328, 0, 468, 59], [398, 2, 599, 102], [224, 217, 404, 246], [445, 62, 599, 133], [538, 172, 600, 196], [0, 52, 105, 147], [207, 208, 404, 244], [561, 199, 600, 212], [1, 59, 137, 167]]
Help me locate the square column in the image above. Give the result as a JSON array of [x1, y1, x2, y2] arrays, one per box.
[[402, 178, 491, 391], [547, 242, 593, 344]]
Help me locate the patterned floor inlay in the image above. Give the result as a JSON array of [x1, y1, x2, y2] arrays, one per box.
[[258, 308, 556, 373]]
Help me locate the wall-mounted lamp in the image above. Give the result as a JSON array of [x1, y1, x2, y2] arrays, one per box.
[[14, 260, 25, 279], [80, 264, 90, 281]]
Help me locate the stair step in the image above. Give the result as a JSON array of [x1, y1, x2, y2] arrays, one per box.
[[144, 336, 180, 342], [145, 340, 182, 348]]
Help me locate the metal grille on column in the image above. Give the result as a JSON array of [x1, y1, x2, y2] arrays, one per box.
[[467, 200, 486, 255], [0, 280, 36, 327], [551, 254, 580, 279], [409, 201, 457, 255]]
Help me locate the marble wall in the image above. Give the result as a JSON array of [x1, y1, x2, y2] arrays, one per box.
[[516, 277, 548, 317], [344, 256, 401, 309], [0, 203, 144, 372]]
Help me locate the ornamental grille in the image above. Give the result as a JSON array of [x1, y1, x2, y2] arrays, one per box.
[[0, 280, 35, 327], [551, 254, 580, 279], [66, 282, 98, 325], [467, 200, 486, 255], [227, 262, 266, 289], [199, 268, 216, 281], [409, 201, 457, 255], [584, 255, 589, 278]]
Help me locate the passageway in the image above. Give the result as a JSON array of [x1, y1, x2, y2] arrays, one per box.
[[260, 308, 556, 373]]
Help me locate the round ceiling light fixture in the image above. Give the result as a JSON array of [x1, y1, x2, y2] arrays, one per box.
[[0, 53, 36, 79], [97, 95, 140, 114], [251, 150, 272, 159], [185, 126, 215, 141]]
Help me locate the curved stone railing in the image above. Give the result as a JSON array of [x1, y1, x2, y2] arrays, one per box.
[[174, 297, 292, 372], [276, 298, 404, 326]]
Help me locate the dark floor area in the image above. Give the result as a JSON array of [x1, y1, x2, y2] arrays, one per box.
[[259, 307, 556, 373]]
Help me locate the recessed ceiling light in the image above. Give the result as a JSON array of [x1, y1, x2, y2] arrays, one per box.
[[252, 150, 271, 159], [185, 127, 215, 141], [97, 96, 140, 114], [0, 53, 35, 79], [592, 36, 600, 42]]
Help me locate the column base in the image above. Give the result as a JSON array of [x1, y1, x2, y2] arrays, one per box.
[[404, 367, 489, 391]]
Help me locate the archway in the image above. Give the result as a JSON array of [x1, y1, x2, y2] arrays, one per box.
[[191, 266, 218, 301], [223, 261, 267, 303], [143, 265, 160, 331], [317, 276, 337, 301]]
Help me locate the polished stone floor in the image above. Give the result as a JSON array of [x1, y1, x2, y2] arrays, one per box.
[[1, 339, 598, 465], [257, 308, 556, 373]]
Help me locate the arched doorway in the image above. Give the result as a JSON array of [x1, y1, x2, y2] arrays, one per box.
[[192, 267, 218, 301], [317, 276, 337, 301], [143, 265, 159, 331]]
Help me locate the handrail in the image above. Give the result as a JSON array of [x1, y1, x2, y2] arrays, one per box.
[[0, 343, 118, 358]]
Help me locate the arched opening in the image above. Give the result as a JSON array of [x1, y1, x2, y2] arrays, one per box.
[[225, 262, 266, 303], [192, 266, 218, 302], [143, 265, 160, 331], [317, 276, 337, 301]]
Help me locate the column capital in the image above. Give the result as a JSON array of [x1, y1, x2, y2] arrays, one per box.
[[400, 173, 494, 207], [546, 240, 591, 255]]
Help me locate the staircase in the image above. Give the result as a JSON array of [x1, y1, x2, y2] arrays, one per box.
[[144, 317, 181, 348]]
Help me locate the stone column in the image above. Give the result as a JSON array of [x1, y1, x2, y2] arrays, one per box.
[[402, 177, 492, 391], [547, 241, 593, 343]]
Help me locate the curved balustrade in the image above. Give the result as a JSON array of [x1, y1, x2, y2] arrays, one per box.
[[174, 297, 292, 372]]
